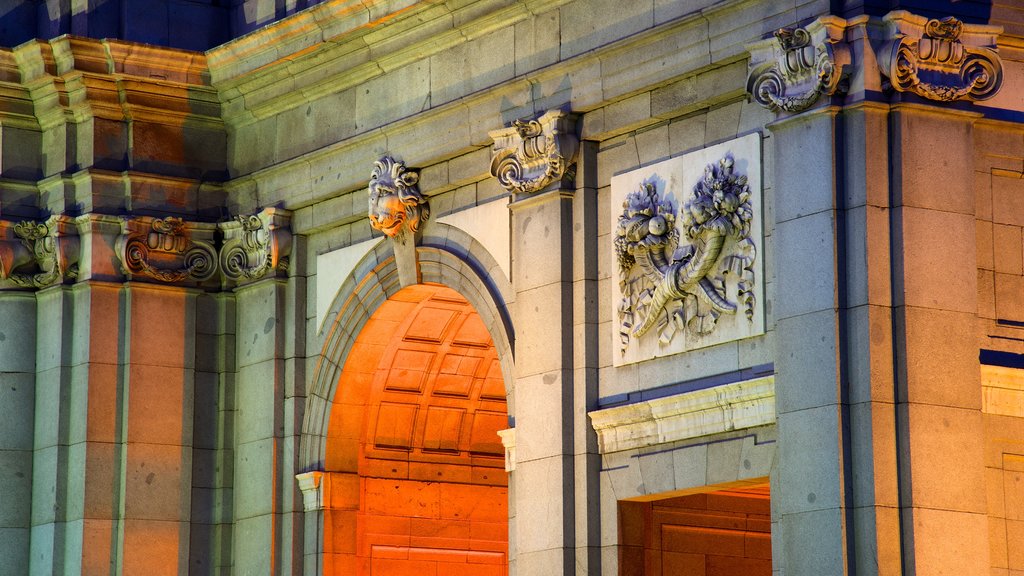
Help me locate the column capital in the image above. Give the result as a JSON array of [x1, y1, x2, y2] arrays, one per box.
[[489, 109, 578, 198]]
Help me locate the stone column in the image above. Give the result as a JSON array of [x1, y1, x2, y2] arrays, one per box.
[[494, 110, 579, 576], [769, 107, 853, 575], [890, 105, 988, 575]]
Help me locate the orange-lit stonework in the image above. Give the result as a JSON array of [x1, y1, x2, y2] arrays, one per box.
[[322, 284, 507, 575]]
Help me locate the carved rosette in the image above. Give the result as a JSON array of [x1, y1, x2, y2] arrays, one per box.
[[489, 110, 578, 195], [615, 156, 757, 353], [0, 216, 79, 288], [879, 12, 1002, 102], [219, 208, 292, 287], [117, 216, 218, 283], [746, 16, 849, 113], [368, 156, 428, 238]]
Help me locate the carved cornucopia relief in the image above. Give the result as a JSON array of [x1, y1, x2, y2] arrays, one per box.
[[610, 134, 764, 366]]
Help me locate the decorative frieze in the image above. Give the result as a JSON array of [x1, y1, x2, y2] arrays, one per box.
[[489, 110, 578, 195], [610, 134, 764, 366], [588, 376, 776, 454], [219, 208, 292, 287], [0, 216, 79, 288], [746, 16, 849, 113], [367, 156, 428, 238], [117, 216, 219, 283], [879, 12, 1002, 102]]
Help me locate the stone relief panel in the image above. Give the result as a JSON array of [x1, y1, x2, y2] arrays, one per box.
[[879, 12, 1002, 102], [489, 109, 578, 195], [746, 16, 850, 113], [0, 215, 79, 288], [610, 133, 764, 367], [367, 155, 428, 238]]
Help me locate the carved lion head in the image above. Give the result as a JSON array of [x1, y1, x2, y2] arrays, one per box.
[[368, 156, 428, 238]]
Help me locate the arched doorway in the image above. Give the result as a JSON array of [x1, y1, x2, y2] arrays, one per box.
[[321, 283, 509, 575]]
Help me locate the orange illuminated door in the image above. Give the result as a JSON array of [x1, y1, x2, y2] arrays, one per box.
[[322, 284, 508, 576]]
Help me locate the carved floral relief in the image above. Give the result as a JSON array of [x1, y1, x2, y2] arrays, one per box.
[[610, 134, 764, 366], [746, 16, 850, 113], [0, 215, 79, 288], [368, 156, 428, 238], [879, 12, 1002, 102], [489, 110, 578, 195], [117, 216, 218, 283], [219, 208, 291, 286]]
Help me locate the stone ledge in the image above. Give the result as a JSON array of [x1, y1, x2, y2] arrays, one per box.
[[588, 375, 775, 454]]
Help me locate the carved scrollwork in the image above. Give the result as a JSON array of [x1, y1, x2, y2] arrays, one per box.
[[0, 216, 79, 288], [879, 12, 1002, 102], [489, 110, 578, 195], [219, 208, 292, 286], [746, 16, 849, 113], [615, 156, 756, 353], [117, 216, 217, 283], [368, 156, 428, 238]]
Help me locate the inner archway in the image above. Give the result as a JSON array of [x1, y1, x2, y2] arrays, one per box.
[[322, 283, 509, 575]]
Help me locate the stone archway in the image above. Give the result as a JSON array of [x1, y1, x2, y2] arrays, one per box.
[[319, 283, 509, 575]]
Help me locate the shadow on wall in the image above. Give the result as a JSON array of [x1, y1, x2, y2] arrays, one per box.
[[0, 0, 330, 51]]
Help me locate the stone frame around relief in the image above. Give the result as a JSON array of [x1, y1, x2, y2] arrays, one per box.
[[610, 133, 764, 367]]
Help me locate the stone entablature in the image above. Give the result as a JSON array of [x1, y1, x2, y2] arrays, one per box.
[[0, 209, 291, 290], [588, 376, 776, 454], [879, 12, 1003, 102], [488, 110, 579, 195], [746, 16, 850, 113]]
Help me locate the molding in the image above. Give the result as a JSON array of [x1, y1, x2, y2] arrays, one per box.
[[588, 376, 775, 454], [879, 11, 1003, 102], [0, 215, 79, 288], [219, 208, 292, 288], [489, 110, 578, 196], [295, 471, 325, 512], [497, 428, 516, 472], [746, 16, 850, 113]]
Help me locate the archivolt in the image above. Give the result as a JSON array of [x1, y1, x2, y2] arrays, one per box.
[[299, 222, 515, 472]]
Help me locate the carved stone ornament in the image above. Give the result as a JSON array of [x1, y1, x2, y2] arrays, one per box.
[[879, 12, 1003, 102], [117, 216, 218, 283], [219, 208, 292, 286], [746, 16, 849, 113], [0, 216, 79, 288], [489, 109, 578, 195], [368, 156, 428, 238]]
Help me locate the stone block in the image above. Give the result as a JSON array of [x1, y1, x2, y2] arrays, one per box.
[[634, 124, 670, 166], [0, 372, 34, 450], [30, 445, 57, 526], [514, 453, 570, 552], [774, 211, 836, 320], [899, 403, 986, 514], [355, 60, 430, 133], [429, 26, 515, 107], [899, 307, 980, 409], [514, 8, 559, 75], [905, 508, 989, 575], [778, 507, 844, 575], [993, 175, 1024, 228], [847, 401, 898, 508], [672, 443, 708, 491], [236, 359, 284, 444], [596, 137, 639, 187], [0, 450, 32, 527], [996, 273, 1024, 322], [123, 518, 186, 574], [896, 207, 976, 312], [29, 523, 54, 576], [236, 283, 286, 366], [558, 0, 651, 60], [506, 371, 567, 463], [0, 527, 29, 575], [512, 284, 568, 378], [234, 438, 277, 520], [993, 224, 1024, 275], [602, 22, 709, 104], [126, 364, 193, 446], [775, 309, 839, 414], [667, 113, 706, 155], [845, 304, 894, 406], [737, 433, 776, 481], [128, 287, 193, 369], [124, 442, 191, 522], [894, 113, 974, 214], [771, 113, 836, 223], [704, 101, 742, 145], [636, 449, 674, 496], [978, 219, 995, 271], [0, 294, 35, 373], [776, 405, 842, 514], [705, 435, 743, 486]]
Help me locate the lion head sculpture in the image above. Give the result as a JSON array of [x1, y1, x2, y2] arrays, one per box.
[[367, 156, 428, 238]]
